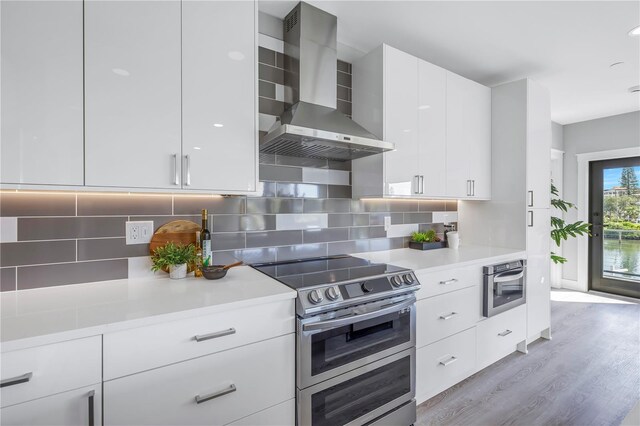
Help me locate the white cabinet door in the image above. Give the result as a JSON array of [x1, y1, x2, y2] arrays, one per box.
[[1, 0, 83, 186], [526, 81, 551, 209], [445, 72, 491, 199], [383, 45, 419, 197], [0, 384, 101, 426], [526, 208, 551, 340], [417, 60, 447, 197], [182, 0, 257, 193], [84, 0, 182, 189]]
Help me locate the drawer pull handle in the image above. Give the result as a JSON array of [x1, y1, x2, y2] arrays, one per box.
[[0, 372, 32, 388], [439, 312, 458, 320], [439, 356, 458, 367], [194, 328, 236, 342], [195, 384, 236, 404], [88, 390, 95, 426], [439, 279, 458, 285], [498, 329, 513, 337]]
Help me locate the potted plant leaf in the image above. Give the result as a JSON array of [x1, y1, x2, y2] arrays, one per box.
[[151, 242, 198, 279], [409, 230, 447, 251]]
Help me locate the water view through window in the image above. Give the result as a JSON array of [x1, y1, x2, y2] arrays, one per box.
[[602, 165, 640, 282]]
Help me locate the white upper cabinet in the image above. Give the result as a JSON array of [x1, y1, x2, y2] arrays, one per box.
[[446, 72, 491, 199], [417, 60, 447, 197], [384, 46, 420, 196], [1, 0, 84, 186], [84, 0, 182, 189], [182, 0, 257, 193], [352, 44, 490, 200], [526, 80, 552, 209]]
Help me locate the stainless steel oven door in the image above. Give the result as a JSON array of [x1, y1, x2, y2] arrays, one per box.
[[483, 267, 527, 317], [297, 347, 415, 426], [297, 294, 416, 389]]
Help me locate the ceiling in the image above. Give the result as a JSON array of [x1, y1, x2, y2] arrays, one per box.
[[259, 1, 640, 125]]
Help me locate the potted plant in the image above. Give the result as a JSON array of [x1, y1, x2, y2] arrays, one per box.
[[151, 242, 198, 279], [409, 230, 447, 251]]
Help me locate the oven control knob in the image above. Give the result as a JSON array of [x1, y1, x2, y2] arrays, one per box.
[[308, 289, 324, 305], [325, 286, 340, 301], [361, 281, 374, 293], [390, 275, 403, 287], [403, 274, 414, 285]]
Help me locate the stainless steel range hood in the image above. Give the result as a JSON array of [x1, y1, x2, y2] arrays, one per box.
[[260, 2, 394, 162]]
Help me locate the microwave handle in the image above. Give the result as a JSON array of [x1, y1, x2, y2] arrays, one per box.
[[302, 298, 415, 332], [493, 271, 525, 283]]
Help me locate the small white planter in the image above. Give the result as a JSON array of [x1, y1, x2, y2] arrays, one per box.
[[169, 263, 187, 279]]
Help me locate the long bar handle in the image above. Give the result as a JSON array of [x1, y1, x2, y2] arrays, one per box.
[[439, 356, 458, 366], [173, 154, 180, 185], [195, 384, 236, 404], [498, 329, 513, 337], [420, 175, 424, 194], [88, 390, 95, 426], [0, 372, 32, 388], [439, 312, 458, 320], [528, 210, 534, 227], [494, 271, 525, 283], [439, 278, 458, 285], [466, 180, 471, 196], [414, 175, 420, 194], [527, 190, 534, 207], [472, 180, 475, 196], [194, 328, 236, 342], [184, 155, 191, 186]]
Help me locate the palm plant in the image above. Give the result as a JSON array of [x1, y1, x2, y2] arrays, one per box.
[[550, 182, 591, 264]]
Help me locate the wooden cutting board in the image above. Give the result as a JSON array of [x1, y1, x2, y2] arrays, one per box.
[[149, 220, 200, 273]]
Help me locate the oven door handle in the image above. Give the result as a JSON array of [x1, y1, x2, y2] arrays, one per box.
[[302, 298, 415, 332], [493, 270, 525, 283]]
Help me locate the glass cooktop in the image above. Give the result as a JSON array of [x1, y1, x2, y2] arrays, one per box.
[[251, 255, 409, 290]]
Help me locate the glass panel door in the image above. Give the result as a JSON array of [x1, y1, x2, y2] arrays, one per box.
[[589, 157, 640, 298]]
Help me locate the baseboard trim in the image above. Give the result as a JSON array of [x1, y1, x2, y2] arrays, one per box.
[[561, 279, 582, 291]]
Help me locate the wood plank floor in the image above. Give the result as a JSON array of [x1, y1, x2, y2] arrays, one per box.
[[416, 291, 640, 426]]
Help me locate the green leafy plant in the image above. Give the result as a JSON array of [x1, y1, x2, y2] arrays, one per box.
[[550, 182, 591, 264], [411, 229, 441, 243], [151, 242, 198, 272]]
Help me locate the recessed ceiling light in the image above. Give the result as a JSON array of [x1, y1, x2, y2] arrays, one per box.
[[628, 25, 640, 36], [418, 105, 431, 110], [193, 146, 201, 150], [629, 85, 640, 93], [228, 51, 245, 61], [403, 129, 411, 133], [213, 123, 224, 128], [112, 68, 130, 77], [609, 61, 624, 68]]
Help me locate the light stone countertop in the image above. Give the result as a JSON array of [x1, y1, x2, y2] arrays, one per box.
[[1, 266, 295, 352]]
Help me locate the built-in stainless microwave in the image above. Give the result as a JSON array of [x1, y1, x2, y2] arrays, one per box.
[[483, 260, 526, 317]]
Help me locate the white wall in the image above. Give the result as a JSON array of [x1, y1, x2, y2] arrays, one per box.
[[561, 111, 640, 282], [552, 121, 564, 151]]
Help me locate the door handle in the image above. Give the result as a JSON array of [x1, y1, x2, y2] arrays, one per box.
[[0, 372, 32, 388], [88, 390, 95, 426], [184, 155, 192, 186], [439, 278, 458, 285], [173, 154, 180, 185], [413, 175, 420, 194], [471, 180, 475, 196], [528, 211, 534, 227], [195, 384, 236, 404], [466, 180, 471, 196], [439, 312, 458, 320], [194, 328, 236, 342], [420, 175, 424, 194], [528, 190, 534, 207], [439, 356, 458, 366], [498, 329, 513, 337]]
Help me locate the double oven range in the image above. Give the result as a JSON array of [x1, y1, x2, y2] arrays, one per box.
[[252, 255, 420, 426]]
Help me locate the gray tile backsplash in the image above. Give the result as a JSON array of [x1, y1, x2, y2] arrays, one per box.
[[0, 46, 456, 292]]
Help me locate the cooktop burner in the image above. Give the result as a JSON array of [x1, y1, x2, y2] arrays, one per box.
[[251, 255, 420, 317]]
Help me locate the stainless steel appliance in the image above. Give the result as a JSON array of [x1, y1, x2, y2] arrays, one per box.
[[252, 255, 420, 426], [260, 2, 395, 161], [483, 260, 527, 317]]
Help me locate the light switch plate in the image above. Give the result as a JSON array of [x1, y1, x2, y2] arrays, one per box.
[[126, 221, 154, 245]]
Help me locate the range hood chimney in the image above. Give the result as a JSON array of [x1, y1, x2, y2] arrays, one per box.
[[260, 2, 394, 162]]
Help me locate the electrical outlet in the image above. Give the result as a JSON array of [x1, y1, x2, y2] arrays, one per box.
[[126, 221, 154, 245], [384, 216, 391, 231]]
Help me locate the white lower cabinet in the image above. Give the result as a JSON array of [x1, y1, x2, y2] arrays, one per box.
[[416, 327, 476, 402], [416, 286, 479, 348], [0, 384, 102, 426], [476, 304, 526, 370], [228, 399, 295, 426], [103, 333, 295, 426]]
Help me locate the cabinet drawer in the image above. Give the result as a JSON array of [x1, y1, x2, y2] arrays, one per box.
[[0, 384, 102, 426], [104, 333, 295, 426], [415, 264, 481, 300], [417, 286, 480, 348], [228, 399, 294, 426], [476, 304, 526, 370], [416, 327, 476, 403], [104, 299, 294, 379], [0, 336, 101, 408]]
